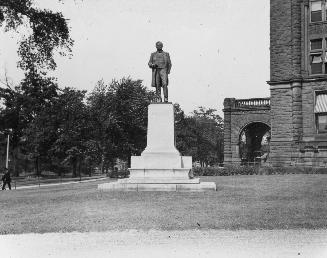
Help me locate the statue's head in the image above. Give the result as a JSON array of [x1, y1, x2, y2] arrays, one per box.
[[156, 41, 163, 51]]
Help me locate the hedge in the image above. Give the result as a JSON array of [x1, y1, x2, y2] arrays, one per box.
[[192, 164, 327, 177]]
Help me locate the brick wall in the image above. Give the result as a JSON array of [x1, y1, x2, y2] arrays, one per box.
[[268, 0, 327, 166], [270, 0, 302, 82], [302, 81, 327, 138], [269, 85, 294, 165]]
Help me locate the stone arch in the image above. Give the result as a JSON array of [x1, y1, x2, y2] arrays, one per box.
[[238, 122, 271, 163], [223, 98, 271, 164], [238, 120, 271, 135]]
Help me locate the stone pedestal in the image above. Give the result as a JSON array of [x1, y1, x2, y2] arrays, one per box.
[[98, 103, 216, 192]]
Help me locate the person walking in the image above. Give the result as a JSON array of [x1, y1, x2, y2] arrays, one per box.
[[2, 168, 11, 190]]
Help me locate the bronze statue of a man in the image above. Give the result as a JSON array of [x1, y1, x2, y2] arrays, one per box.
[[148, 41, 172, 102]]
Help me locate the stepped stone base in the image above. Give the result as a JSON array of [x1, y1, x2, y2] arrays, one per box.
[[128, 168, 191, 179], [98, 179, 216, 192], [97, 169, 217, 192]]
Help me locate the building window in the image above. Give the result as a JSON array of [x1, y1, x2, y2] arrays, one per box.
[[317, 114, 327, 132], [309, 38, 327, 75], [311, 1, 323, 22], [311, 39, 323, 50], [311, 54, 323, 74], [314, 92, 327, 133]]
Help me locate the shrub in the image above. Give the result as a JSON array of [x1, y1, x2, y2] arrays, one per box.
[[191, 164, 327, 176], [192, 166, 226, 176]]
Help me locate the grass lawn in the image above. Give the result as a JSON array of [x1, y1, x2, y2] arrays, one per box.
[[0, 175, 326, 234]]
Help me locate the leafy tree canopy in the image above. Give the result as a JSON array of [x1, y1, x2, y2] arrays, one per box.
[[0, 0, 73, 74], [175, 106, 224, 166]]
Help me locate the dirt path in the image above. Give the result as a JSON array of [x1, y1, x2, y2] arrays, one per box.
[[12, 177, 107, 190], [1, 229, 327, 258]]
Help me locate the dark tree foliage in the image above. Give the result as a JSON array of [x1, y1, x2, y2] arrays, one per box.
[[0, 83, 26, 175], [0, 73, 62, 175], [86, 79, 117, 173], [175, 106, 224, 167], [111, 78, 153, 160], [87, 78, 153, 173], [50, 87, 89, 177], [174, 103, 197, 156], [0, 0, 73, 74], [0, 75, 224, 175], [0, 0, 75, 175]]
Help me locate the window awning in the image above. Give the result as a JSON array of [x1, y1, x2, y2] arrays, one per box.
[[315, 93, 327, 113], [312, 55, 322, 63], [312, 1, 322, 11]]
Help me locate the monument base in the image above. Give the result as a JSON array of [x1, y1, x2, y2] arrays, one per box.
[[98, 168, 217, 192], [97, 103, 216, 192], [98, 180, 216, 192]]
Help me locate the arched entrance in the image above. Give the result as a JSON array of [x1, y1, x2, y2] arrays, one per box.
[[239, 122, 271, 163]]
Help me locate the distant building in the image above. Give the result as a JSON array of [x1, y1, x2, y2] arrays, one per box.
[[224, 0, 327, 167]]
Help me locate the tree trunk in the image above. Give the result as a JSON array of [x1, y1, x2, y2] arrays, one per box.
[[12, 148, 19, 177], [35, 157, 40, 176], [72, 159, 77, 177], [100, 145, 106, 174], [78, 159, 81, 177]]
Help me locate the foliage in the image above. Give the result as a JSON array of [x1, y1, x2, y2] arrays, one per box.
[[192, 164, 327, 177], [50, 87, 88, 176], [0, 0, 73, 74], [0, 59, 224, 177], [86, 78, 151, 172], [111, 78, 152, 159], [0, 0, 74, 175], [86, 79, 116, 173], [175, 106, 224, 166]]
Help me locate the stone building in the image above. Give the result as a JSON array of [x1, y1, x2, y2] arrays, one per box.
[[224, 0, 327, 167]]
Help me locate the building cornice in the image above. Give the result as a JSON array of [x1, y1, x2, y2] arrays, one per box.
[[268, 76, 327, 86]]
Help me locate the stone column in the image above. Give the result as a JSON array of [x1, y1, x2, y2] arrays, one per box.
[[223, 98, 235, 164]]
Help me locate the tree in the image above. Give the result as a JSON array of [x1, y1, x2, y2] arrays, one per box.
[[111, 78, 152, 163], [175, 106, 224, 167], [0, 0, 74, 175], [174, 103, 197, 156], [0, 0, 73, 75], [49, 87, 88, 177], [21, 76, 60, 175], [0, 74, 31, 176], [192, 107, 224, 166], [87, 78, 153, 172], [87, 79, 117, 173]]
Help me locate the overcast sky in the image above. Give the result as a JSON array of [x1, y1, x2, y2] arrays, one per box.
[[0, 0, 270, 116]]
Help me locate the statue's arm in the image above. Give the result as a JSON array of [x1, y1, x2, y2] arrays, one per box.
[[148, 53, 154, 69], [167, 53, 172, 74]]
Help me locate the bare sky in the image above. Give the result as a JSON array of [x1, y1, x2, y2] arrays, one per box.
[[0, 0, 270, 115]]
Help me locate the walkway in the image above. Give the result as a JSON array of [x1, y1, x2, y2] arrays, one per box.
[[9, 177, 107, 190], [1, 229, 326, 258]]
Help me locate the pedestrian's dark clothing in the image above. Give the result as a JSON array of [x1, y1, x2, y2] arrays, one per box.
[[2, 171, 11, 190]]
